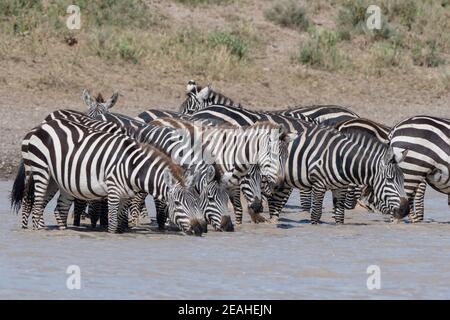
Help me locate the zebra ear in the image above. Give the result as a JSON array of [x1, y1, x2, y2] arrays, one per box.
[[82, 89, 94, 108], [186, 80, 197, 93], [221, 171, 233, 185], [205, 165, 216, 182], [197, 85, 211, 101], [105, 92, 119, 109], [385, 147, 408, 164], [394, 149, 408, 164]]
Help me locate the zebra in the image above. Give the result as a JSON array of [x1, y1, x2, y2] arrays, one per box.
[[178, 80, 358, 126], [12, 117, 206, 235], [276, 105, 358, 126], [179, 80, 242, 115], [94, 112, 234, 231], [146, 117, 277, 224], [42, 109, 232, 231], [136, 109, 183, 124], [281, 122, 409, 224], [83, 89, 119, 118], [389, 115, 450, 222], [189, 106, 409, 223], [45, 89, 121, 226], [330, 118, 391, 213]]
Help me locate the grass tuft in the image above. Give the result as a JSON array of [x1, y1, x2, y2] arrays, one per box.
[[264, 0, 309, 32]]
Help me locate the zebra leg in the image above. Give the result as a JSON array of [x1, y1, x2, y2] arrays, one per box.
[[118, 199, 130, 232], [107, 191, 123, 234], [88, 201, 100, 228], [299, 189, 312, 212], [54, 192, 74, 229], [99, 199, 109, 227], [73, 199, 87, 227], [21, 179, 35, 229], [155, 199, 168, 230], [267, 185, 293, 223], [311, 185, 326, 224], [332, 189, 346, 224], [227, 187, 244, 224], [344, 186, 358, 210], [411, 181, 427, 223], [128, 193, 147, 227], [31, 174, 51, 230]]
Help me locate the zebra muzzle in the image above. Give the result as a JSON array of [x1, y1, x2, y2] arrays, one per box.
[[188, 218, 204, 236], [393, 197, 410, 219], [220, 215, 234, 232], [249, 198, 263, 213]]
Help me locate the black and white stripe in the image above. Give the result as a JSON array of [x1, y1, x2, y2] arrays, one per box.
[[11, 118, 205, 235], [389, 115, 450, 222]]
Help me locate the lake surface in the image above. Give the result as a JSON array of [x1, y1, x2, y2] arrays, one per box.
[[1, 180, 449, 299]]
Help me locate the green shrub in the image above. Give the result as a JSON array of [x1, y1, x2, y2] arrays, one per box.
[[297, 29, 346, 70], [264, 0, 309, 31], [0, 0, 161, 35], [337, 0, 368, 30], [207, 31, 248, 59]]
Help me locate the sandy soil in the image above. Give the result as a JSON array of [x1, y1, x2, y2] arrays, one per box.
[[1, 180, 450, 299], [1, 0, 450, 178]]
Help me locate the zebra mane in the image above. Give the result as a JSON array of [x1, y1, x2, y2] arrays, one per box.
[[137, 143, 186, 186], [96, 93, 105, 103]]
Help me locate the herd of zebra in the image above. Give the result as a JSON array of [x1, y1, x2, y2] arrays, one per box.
[[9, 80, 450, 236]]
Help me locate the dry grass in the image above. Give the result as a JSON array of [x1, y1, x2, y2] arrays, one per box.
[[0, 0, 450, 178]]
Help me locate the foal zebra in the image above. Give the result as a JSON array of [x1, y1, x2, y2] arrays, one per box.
[[389, 115, 450, 222], [12, 118, 205, 235]]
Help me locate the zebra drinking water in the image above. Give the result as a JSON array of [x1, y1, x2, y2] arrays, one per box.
[[11, 118, 206, 235], [389, 115, 450, 222]]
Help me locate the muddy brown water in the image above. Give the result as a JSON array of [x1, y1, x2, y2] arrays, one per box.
[[1, 180, 449, 299]]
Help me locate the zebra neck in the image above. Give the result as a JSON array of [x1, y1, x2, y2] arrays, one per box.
[[133, 156, 170, 201], [340, 140, 381, 186]]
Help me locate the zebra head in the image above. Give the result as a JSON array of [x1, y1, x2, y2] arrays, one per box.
[[185, 164, 233, 232], [241, 165, 264, 215], [163, 170, 206, 236], [256, 123, 296, 194], [82, 89, 119, 118], [368, 147, 410, 219], [179, 80, 211, 115]]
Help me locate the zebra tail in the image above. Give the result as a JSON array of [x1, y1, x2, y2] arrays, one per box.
[[10, 160, 27, 214]]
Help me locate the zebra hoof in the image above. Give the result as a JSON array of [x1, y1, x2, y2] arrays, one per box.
[[310, 221, 320, 225], [58, 225, 67, 230], [234, 220, 242, 226]]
